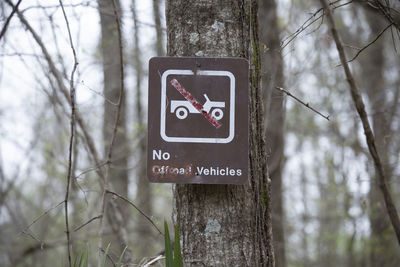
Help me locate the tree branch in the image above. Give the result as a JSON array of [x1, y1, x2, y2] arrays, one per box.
[[280, 0, 353, 50], [320, 0, 400, 245], [73, 215, 103, 232], [59, 1, 79, 266], [275, 86, 330, 121], [19, 200, 65, 236], [5, 0, 106, 183], [105, 190, 163, 235], [347, 22, 392, 63], [4, 1, 132, 259], [0, 0, 22, 41]]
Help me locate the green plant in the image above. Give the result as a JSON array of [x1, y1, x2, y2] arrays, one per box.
[[72, 243, 127, 267], [73, 243, 89, 267], [164, 220, 183, 267]]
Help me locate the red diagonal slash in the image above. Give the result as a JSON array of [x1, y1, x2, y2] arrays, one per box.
[[170, 79, 222, 129]]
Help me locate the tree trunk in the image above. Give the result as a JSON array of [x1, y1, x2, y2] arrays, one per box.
[[131, 0, 154, 258], [166, 0, 274, 266], [259, 0, 286, 266], [98, 0, 129, 252], [361, 8, 399, 267], [152, 0, 164, 56]]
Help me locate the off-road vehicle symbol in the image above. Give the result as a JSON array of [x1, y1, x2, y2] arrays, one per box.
[[170, 94, 225, 120]]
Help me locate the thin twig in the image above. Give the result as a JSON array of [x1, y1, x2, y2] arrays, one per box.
[[20, 2, 95, 13], [320, 0, 400, 245], [5, 0, 106, 183], [74, 161, 108, 180], [0, 0, 23, 41], [73, 215, 102, 232], [59, 1, 78, 266], [280, 0, 353, 50], [106, 190, 163, 235], [20, 230, 44, 246], [19, 200, 65, 234], [5, 1, 129, 260], [80, 80, 118, 106], [275, 86, 330, 121], [347, 23, 392, 63], [373, 0, 400, 32]]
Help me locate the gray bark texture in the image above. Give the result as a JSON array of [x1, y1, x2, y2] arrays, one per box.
[[259, 0, 286, 266], [166, 0, 274, 266], [98, 0, 130, 252]]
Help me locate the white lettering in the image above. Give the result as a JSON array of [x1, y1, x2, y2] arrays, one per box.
[[152, 149, 170, 160], [152, 165, 160, 173], [194, 166, 243, 177], [196, 167, 204, 175]]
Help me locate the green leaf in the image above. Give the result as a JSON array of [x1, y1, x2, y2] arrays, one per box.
[[116, 246, 128, 267], [82, 243, 89, 267], [164, 221, 173, 267], [72, 251, 80, 267], [173, 224, 183, 267], [101, 243, 111, 267]]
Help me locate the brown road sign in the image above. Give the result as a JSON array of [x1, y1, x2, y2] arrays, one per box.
[[147, 57, 249, 184]]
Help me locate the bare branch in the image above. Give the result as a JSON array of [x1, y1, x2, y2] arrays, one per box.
[[73, 215, 102, 232], [19, 200, 65, 235], [275, 86, 330, 121], [320, 0, 400, 245], [5, 0, 106, 182], [347, 22, 392, 63], [0, 0, 22, 41], [280, 0, 353, 50], [106, 190, 163, 235], [19, 1, 96, 13], [80, 80, 119, 106], [59, 1, 79, 266]]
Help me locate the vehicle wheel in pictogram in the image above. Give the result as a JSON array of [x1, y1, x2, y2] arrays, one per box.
[[176, 107, 188, 119], [211, 108, 223, 120]]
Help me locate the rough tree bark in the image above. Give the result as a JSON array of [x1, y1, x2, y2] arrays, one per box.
[[166, 0, 274, 266], [98, 0, 130, 252], [259, 0, 286, 266]]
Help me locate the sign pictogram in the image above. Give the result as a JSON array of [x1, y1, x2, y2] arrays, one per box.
[[147, 57, 249, 184]]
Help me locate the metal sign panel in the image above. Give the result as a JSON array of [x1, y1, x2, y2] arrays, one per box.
[[147, 57, 249, 184]]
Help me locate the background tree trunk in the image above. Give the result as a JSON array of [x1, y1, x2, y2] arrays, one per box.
[[98, 0, 129, 252], [361, 7, 400, 267], [259, 0, 286, 266], [152, 0, 164, 56], [131, 0, 154, 258], [166, 0, 274, 266]]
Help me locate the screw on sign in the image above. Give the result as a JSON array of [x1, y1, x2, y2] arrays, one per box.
[[147, 57, 249, 184]]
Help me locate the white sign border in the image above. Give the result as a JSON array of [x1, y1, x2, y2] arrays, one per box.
[[160, 69, 235, 143]]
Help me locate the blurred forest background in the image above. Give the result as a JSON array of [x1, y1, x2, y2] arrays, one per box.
[[0, 0, 400, 266]]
